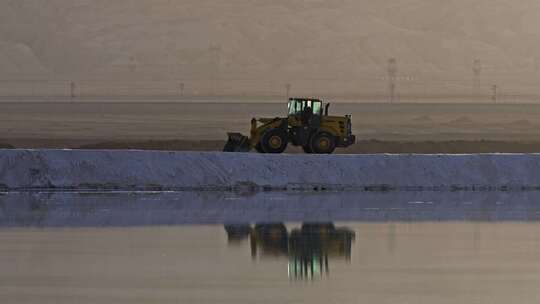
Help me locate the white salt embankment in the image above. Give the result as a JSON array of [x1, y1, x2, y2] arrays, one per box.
[[1, 149, 540, 192]]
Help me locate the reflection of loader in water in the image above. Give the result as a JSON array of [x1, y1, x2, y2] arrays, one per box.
[[224, 223, 355, 279]]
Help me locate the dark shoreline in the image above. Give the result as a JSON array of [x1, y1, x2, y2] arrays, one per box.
[[5, 139, 540, 154]]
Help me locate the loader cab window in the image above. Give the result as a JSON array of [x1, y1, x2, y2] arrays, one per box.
[[288, 99, 302, 116], [310, 101, 322, 115], [288, 99, 322, 116]]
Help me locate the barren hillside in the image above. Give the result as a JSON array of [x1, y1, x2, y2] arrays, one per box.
[[1, 0, 540, 95]]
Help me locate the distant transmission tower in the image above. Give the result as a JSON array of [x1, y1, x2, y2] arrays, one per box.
[[387, 58, 398, 103], [129, 56, 137, 73], [179, 82, 185, 97], [70, 81, 76, 101], [491, 85, 498, 103], [472, 59, 482, 97]]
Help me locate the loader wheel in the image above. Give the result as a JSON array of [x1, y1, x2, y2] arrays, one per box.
[[302, 145, 313, 154], [255, 142, 265, 153], [310, 132, 336, 154], [261, 129, 288, 154]]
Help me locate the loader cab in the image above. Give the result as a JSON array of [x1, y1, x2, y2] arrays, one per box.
[[288, 98, 323, 117]]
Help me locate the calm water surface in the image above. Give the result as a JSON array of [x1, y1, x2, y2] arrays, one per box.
[[2, 192, 540, 303]]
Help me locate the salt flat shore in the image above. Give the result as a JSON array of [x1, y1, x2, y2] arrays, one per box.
[[1, 149, 540, 192]]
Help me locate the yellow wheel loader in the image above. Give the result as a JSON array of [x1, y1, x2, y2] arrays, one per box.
[[223, 98, 356, 154]]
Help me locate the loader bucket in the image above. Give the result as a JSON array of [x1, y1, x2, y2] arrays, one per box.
[[223, 133, 251, 152]]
